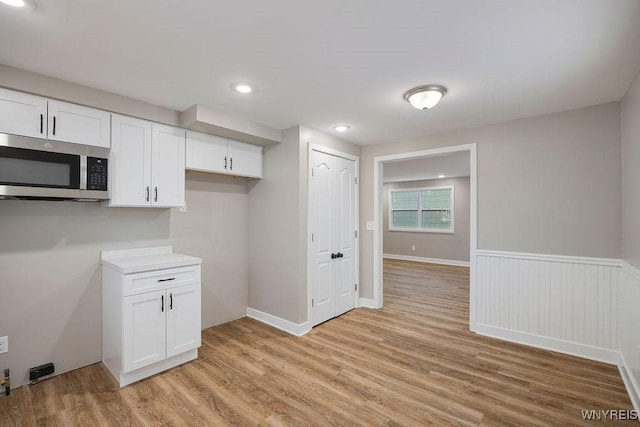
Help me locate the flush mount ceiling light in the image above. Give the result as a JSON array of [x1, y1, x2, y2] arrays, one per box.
[[403, 84, 447, 110], [0, 0, 36, 10], [333, 124, 351, 132], [230, 82, 256, 94]]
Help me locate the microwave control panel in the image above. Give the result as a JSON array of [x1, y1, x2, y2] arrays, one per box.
[[87, 157, 108, 191]]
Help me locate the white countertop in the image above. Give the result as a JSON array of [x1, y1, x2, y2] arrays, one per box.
[[101, 246, 202, 274]]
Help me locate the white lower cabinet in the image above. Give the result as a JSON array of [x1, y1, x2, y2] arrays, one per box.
[[101, 246, 202, 387]]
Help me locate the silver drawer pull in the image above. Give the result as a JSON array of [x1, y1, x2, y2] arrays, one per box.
[[157, 277, 176, 283]]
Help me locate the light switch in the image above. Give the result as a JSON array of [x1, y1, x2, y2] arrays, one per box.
[[366, 221, 374, 231]]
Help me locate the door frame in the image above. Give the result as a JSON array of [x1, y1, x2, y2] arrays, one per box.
[[307, 143, 360, 326], [373, 143, 478, 331]]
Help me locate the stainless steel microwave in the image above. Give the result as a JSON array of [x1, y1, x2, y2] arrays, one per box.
[[0, 133, 109, 201]]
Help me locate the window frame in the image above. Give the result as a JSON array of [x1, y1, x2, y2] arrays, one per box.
[[388, 185, 455, 233]]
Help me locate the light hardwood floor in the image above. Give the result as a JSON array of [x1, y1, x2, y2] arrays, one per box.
[[0, 259, 635, 426]]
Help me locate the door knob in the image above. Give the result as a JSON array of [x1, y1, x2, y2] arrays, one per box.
[[338, 252, 344, 258], [331, 253, 337, 259]]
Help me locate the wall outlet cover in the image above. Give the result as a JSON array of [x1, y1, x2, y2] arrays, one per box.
[[366, 221, 374, 231], [0, 336, 7, 354]]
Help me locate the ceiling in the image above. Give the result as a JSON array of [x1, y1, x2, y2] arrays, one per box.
[[383, 152, 470, 183], [1, 1, 639, 146]]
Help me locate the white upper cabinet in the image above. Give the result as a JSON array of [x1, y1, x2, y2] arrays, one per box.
[[0, 88, 48, 138], [48, 100, 111, 148], [109, 115, 185, 208], [227, 140, 263, 178], [185, 132, 228, 174], [151, 124, 186, 207], [109, 114, 153, 207], [186, 131, 263, 178], [0, 88, 110, 147]]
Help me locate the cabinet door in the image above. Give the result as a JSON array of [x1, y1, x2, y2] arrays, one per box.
[[166, 284, 201, 358], [185, 131, 228, 174], [0, 88, 47, 139], [47, 100, 111, 148], [151, 124, 185, 207], [123, 290, 166, 373], [109, 115, 152, 207], [227, 140, 263, 178]]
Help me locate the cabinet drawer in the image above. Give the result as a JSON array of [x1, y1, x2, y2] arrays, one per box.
[[123, 265, 200, 297]]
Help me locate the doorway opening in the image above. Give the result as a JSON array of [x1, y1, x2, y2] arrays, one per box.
[[373, 144, 477, 330]]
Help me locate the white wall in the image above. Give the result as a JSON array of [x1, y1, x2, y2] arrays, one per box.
[[620, 70, 640, 410], [360, 102, 622, 299], [383, 177, 470, 262], [248, 126, 361, 325]]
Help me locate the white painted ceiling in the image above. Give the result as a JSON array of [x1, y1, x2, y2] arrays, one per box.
[[383, 152, 470, 183], [1, 1, 639, 146]]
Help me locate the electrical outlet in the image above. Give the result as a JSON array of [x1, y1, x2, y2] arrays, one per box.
[[179, 201, 187, 213], [411, 245, 416, 251], [0, 336, 7, 354]]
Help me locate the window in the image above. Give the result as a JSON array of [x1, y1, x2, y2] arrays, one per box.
[[389, 186, 454, 233]]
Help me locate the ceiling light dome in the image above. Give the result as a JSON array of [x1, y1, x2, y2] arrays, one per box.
[[403, 85, 447, 110]]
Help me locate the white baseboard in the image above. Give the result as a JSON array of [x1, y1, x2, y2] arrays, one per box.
[[358, 298, 379, 309], [246, 307, 310, 337], [618, 353, 640, 414], [383, 253, 470, 267], [474, 323, 620, 366]]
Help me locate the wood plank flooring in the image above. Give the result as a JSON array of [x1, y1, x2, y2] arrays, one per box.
[[1, 259, 635, 426]]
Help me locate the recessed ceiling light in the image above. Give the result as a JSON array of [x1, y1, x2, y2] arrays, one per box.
[[0, 0, 36, 10], [438, 174, 445, 178], [333, 124, 351, 132], [230, 82, 256, 94]]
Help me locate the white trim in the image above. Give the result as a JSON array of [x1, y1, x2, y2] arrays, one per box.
[[307, 143, 360, 327], [358, 298, 379, 309], [619, 353, 640, 414], [469, 145, 477, 331], [477, 249, 622, 267], [373, 143, 477, 327], [474, 323, 620, 366], [308, 143, 360, 161], [622, 260, 640, 281], [246, 308, 311, 337], [383, 253, 470, 267]]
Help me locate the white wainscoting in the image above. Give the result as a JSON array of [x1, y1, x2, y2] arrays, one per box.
[[475, 250, 621, 364], [618, 262, 640, 412]]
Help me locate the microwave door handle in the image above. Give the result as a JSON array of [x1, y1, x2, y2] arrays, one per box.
[[79, 156, 87, 190]]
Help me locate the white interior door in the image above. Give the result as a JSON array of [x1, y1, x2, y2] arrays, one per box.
[[310, 150, 335, 326], [335, 156, 356, 316], [310, 149, 357, 326]]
